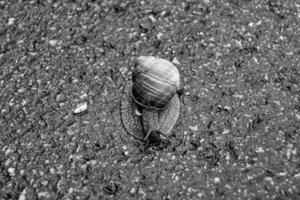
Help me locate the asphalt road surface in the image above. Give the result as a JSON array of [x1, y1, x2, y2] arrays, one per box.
[[0, 0, 299, 199]]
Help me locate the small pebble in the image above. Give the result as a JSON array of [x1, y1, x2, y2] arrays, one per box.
[[197, 192, 204, 198], [130, 187, 136, 194], [235, 40, 242, 48], [74, 102, 88, 114], [49, 40, 59, 46], [18, 188, 27, 200], [80, 93, 88, 100], [294, 173, 300, 178], [148, 15, 156, 22], [56, 94, 65, 102], [8, 18, 15, 25], [8, 168, 15, 176], [172, 57, 180, 65], [134, 108, 142, 116], [189, 125, 198, 131], [214, 177, 220, 183], [156, 32, 163, 40]]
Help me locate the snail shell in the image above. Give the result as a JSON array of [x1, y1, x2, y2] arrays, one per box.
[[131, 56, 180, 110]]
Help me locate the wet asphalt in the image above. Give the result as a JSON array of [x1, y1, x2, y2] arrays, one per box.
[[0, 0, 299, 199]]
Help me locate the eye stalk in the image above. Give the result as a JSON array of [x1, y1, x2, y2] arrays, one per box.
[[144, 129, 167, 145]]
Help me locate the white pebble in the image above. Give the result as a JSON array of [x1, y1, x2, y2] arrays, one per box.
[[134, 108, 142, 116], [294, 173, 300, 178], [189, 125, 198, 131], [130, 187, 136, 194], [172, 57, 180, 65], [255, 147, 264, 153], [49, 40, 58, 46], [235, 40, 242, 48], [50, 168, 55, 174], [8, 18, 15, 25], [38, 192, 49, 198], [18, 188, 27, 200], [214, 177, 220, 183], [73, 102, 88, 114], [8, 168, 15, 176], [222, 129, 230, 134], [149, 15, 156, 22], [295, 113, 300, 120], [156, 32, 163, 40], [79, 93, 88, 100], [197, 192, 204, 198]]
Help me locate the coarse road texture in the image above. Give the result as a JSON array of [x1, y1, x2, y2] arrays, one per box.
[[0, 0, 299, 199]]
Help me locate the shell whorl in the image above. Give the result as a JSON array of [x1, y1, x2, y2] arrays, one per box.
[[131, 56, 180, 110]]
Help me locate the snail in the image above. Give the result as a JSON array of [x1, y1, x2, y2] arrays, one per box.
[[120, 56, 181, 144]]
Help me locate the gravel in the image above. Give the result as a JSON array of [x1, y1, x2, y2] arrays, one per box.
[[0, 0, 299, 199]]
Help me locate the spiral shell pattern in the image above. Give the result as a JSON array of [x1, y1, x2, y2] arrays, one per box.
[[131, 56, 180, 110]]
